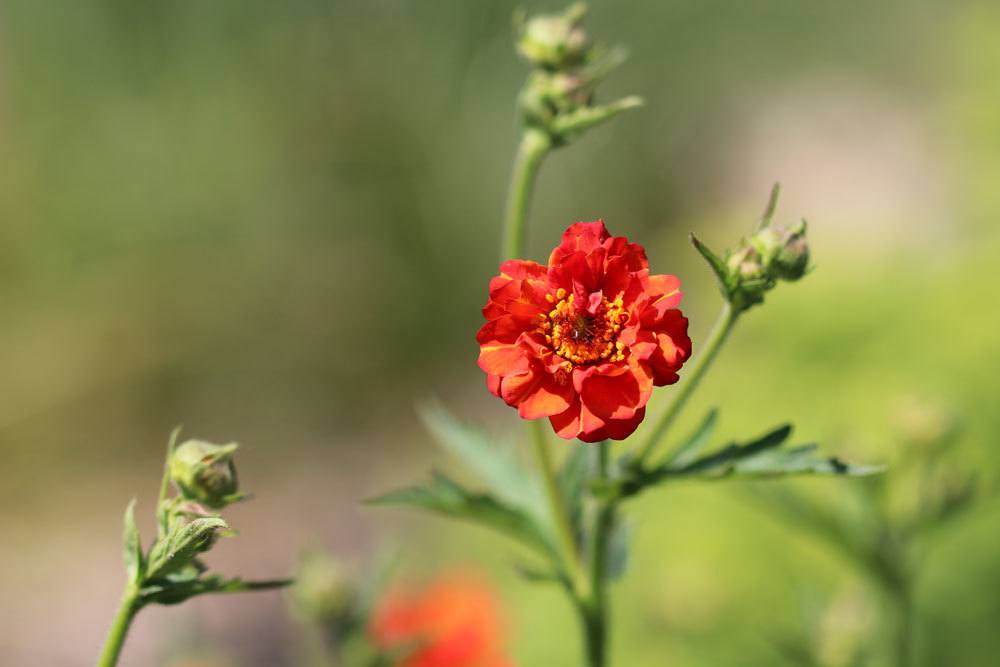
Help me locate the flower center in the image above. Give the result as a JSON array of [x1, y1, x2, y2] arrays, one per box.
[[537, 287, 627, 367]]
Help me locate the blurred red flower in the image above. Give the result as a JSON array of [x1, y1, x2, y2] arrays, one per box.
[[369, 573, 513, 667], [477, 221, 691, 442]]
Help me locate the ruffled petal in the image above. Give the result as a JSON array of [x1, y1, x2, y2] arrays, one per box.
[[478, 343, 530, 375], [580, 358, 653, 421], [548, 220, 610, 267], [641, 310, 691, 386], [641, 274, 683, 322], [501, 370, 575, 419]]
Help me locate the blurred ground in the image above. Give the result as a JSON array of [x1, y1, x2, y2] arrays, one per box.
[[1, 1, 999, 665]]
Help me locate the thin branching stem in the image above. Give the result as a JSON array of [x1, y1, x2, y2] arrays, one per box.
[[530, 419, 589, 599], [95, 585, 140, 667], [501, 128, 552, 261], [634, 300, 738, 467]]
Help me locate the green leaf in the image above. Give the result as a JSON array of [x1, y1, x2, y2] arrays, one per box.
[[122, 499, 143, 584], [757, 182, 781, 230], [663, 424, 884, 480], [140, 575, 290, 606], [599, 424, 882, 501], [419, 401, 544, 517], [551, 96, 643, 138], [514, 562, 568, 588], [690, 233, 731, 295], [662, 408, 719, 468], [367, 472, 558, 562], [669, 424, 794, 477], [146, 516, 227, 581]]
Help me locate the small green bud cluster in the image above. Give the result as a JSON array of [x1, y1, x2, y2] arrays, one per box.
[[112, 431, 286, 614], [693, 184, 812, 313], [514, 3, 642, 146]]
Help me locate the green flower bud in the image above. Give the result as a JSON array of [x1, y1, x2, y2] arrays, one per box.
[[726, 244, 765, 282], [752, 219, 810, 281], [169, 440, 240, 509], [290, 550, 356, 625], [516, 3, 590, 70]]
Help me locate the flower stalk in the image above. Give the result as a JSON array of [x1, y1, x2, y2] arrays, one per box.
[[531, 418, 588, 599], [633, 300, 738, 467], [501, 128, 552, 261], [96, 585, 140, 667]]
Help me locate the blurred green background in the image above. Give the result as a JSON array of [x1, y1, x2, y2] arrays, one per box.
[[2, 1, 999, 665]]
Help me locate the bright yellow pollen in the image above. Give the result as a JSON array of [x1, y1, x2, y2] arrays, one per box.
[[536, 291, 627, 366]]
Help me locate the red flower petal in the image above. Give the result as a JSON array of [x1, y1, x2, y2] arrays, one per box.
[[580, 360, 652, 421], [500, 368, 574, 419], [478, 343, 529, 376]]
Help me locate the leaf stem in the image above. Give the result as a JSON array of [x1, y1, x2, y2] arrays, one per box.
[[634, 300, 739, 467], [501, 128, 552, 261], [530, 419, 588, 599], [96, 585, 140, 667]]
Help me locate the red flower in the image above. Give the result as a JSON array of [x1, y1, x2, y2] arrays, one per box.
[[369, 573, 512, 667], [477, 221, 691, 442]]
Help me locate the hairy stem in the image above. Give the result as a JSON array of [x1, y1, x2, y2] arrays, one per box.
[[96, 585, 140, 667], [501, 128, 552, 261], [634, 300, 738, 467]]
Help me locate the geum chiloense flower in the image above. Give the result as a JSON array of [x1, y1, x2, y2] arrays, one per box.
[[478, 221, 691, 442]]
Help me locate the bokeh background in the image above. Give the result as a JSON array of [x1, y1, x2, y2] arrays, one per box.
[[2, 1, 999, 665]]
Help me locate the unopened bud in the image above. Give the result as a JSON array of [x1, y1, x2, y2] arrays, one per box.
[[752, 219, 810, 281], [290, 550, 356, 624], [726, 245, 765, 282], [169, 440, 240, 509], [516, 3, 590, 70]]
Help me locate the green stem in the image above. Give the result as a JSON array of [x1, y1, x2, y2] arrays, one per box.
[[530, 419, 588, 599], [96, 585, 140, 667], [501, 128, 552, 261], [634, 300, 739, 467], [582, 441, 613, 667]]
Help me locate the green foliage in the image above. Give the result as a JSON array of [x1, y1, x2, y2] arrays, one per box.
[[367, 471, 558, 563], [418, 401, 545, 519], [146, 515, 227, 581], [597, 413, 882, 501], [122, 499, 143, 586], [115, 431, 289, 611]]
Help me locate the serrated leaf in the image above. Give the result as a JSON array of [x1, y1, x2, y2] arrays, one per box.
[[140, 574, 290, 606], [419, 401, 545, 517], [122, 499, 143, 584], [146, 516, 227, 581], [367, 472, 558, 561], [728, 443, 884, 477], [603, 424, 882, 501], [665, 425, 884, 480], [667, 424, 793, 477], [663, 408, 719, 467]]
